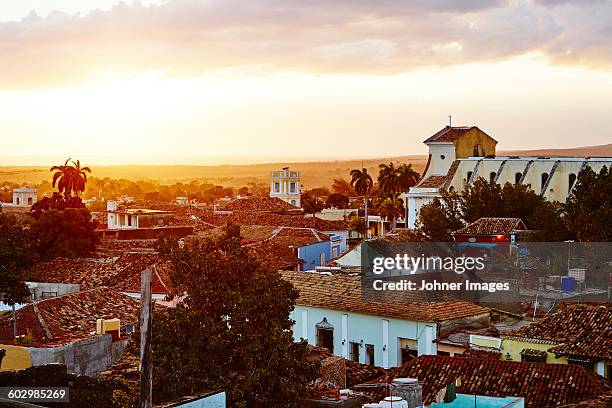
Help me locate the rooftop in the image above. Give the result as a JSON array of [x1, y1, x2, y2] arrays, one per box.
[[0, 287, 140, 346], [360, 355, 611, 407], [26, 252, 172, 295], [453, 217, 527, 236], [199, 211, 348, 231], [423, 126, 497, 144], [503, 303, 612, 360], [221, 196, 297, 212], [280, 271, 490, 322]]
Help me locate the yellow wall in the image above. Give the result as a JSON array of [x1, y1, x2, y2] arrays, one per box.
[[471, 336, 500, 349], [501, 338, 568, 364], [0, 345, 31, 371], [454, 128, 497, 158]]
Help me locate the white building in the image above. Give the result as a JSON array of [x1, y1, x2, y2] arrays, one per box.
[[269, 166, 301, 207], [12, 187, 37, 207], [405, 126, 612, 228]]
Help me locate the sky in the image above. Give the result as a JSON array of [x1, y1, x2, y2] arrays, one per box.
[[0, 0, 611, 165]]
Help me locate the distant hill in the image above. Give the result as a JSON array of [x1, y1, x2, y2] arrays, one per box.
[[499, 143, 612, 158], [1, 144, 610, 189]]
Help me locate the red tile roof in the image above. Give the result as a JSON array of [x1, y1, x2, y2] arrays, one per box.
[[199, 212, 348, 231], [453, 217, 527, 236], [423, 126, 475, 143], [460, 348, 501, 360], [0, 288, 140, 346], [361, 355, 611, 407], [504, 304, 611, 360], [280, 271, 490, 322], [416, 175, 450, 188], [222, 197, 297, 212], [26, 253, 172, 295]]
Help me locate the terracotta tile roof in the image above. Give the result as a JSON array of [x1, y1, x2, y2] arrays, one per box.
[[504, 304, 612, 360], [26, 253, 172, 295], [460, 348, 501, 360], [222, 197, 297, 212], [280, 271, 490, 322], [520, 348, 548, 357], [199, 212, 348, 231], [0, 288, 140, 346], [361, 355, 611, 407], [453, 217, 527, 236], [416, 175, 450, 188], [423, 126, 475, 143], [559, 393, 612, 407]]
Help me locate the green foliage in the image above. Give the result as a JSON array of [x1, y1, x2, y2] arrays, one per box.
[[30, 208, 98, 261], [0, 214, 36, 305], [566, 166, 611, 241], [416, 178, 572, 241], [377, 162, 420, 196], [302, 193, 325, 216], [348, 215, 366, 235], [152, 224, 319, 407], [331, 178, 354, 196], [378, 195, 405, 229], [326, 192, 349, 209], [349, 168, 373, 196], [31, 192, 85, 218]]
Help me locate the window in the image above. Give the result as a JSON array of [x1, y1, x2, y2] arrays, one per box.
[[27, 197, 33, 205], [365, 344, 375, 365], [290, 182, 296, 193], [316, 318, 334, 353], [274, 182, 280, 192], [515, 172, 522, 185], [349, 342, 360, 362], [320, 253, 326, 265], [16, 197, 20, 205], [567, 357, 595, 371], [521, 354, 546, 363], [489, 172, 496, 182], [401, 346, 418, 364], [466, 171, 473, 182], [332, 247, 339, 258], [437, 350, 451, 357], [541, 173, 549, 190], [41, 291, 58, 299], [568, 173, 577, 193], [473, 145, 481, 157], [440, 154, 445, 160]]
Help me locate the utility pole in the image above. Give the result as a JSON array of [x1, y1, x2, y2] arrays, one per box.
[[139, 268, 153, 408]]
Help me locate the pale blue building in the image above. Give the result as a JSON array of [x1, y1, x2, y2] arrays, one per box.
[[282, 272, 490, 369]]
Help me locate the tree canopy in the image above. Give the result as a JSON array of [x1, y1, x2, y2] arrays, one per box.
[[153, 224, 318, 407], [566, 166, 611, 241], [0, 214, 36, 306]]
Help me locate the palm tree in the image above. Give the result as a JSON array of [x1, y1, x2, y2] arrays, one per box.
[[378, 195, 405, 230], [377, 162, 398, 196], [396, 163, 420, 192], [51, 158, 91, 198], [350, 168, 374, 238]]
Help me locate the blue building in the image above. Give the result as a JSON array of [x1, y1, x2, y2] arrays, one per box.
[[282, 271, 490, 369]]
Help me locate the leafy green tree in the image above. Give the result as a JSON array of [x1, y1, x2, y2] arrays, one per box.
[[396, 163, 420, 193], [50, 158, 91, 198], [331, 178, 354, 196], [566, 166, 611, 241], [326, 192, 349, 209], [460, 178, 504, 223], [417, 194, 464, 241], [31, 192, 85, 218], [350, 168, 374, 237], [302, 193, 325, 216], [377, 162, 399, 196], [30, 208, 98, 260], [378, 195, 405, 230], [0, 214, 36, 307], [153, 224, 318, 407]]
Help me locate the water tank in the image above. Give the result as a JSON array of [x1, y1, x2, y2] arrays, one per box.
[[379, 396, 408, 408], [561, 276, 576, 292], [391, 378, 422, 408]]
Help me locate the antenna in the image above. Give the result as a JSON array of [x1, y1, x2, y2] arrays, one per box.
[[448, 114, 452, 127]]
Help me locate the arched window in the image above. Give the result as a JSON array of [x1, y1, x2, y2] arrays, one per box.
[[315, 318, 334, 353], [16, 197, 20, 205], [448, 186, 455, 193], [466, 171, 473, 183], [515, 172, 522, 185], [473, 145, 481, 157], [568, 173, 577, 193], [490, 172, 496, 182], [27, 197, 33, 205], [541, 173, 549, 190]]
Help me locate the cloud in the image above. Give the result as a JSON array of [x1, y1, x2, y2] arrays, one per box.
[[0, 0, 610, 88]]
